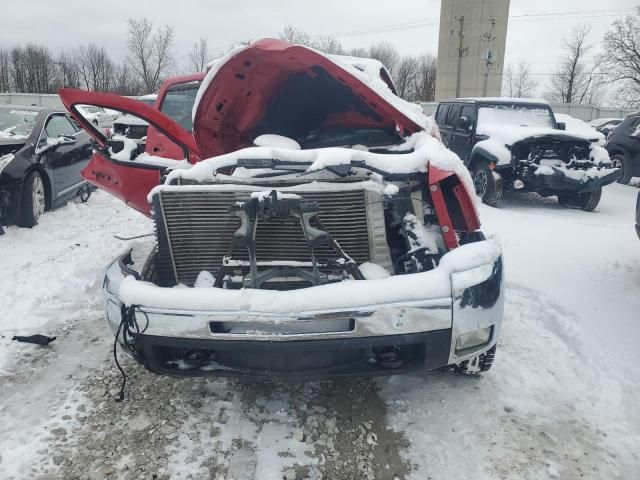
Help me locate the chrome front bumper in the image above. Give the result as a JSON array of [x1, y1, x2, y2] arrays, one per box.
[[102, 239, 504, 377]]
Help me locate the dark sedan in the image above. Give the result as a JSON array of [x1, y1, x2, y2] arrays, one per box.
[[0, 105, 93, 232]]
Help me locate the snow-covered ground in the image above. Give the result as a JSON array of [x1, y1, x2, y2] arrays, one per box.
[[1, 186, 639, 479]]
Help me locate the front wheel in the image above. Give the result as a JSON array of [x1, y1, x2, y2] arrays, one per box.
[[610, 154, 631, 184], [558, 187, 602, 212], [17, 171, 46, 227], [472, 163, 502, 206]]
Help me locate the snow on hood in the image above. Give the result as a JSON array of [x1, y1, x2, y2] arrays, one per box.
[[190, 39, 429, 158], [114, 114, 148, 126], [156, 130, 478, 211], [554, 113, 606, 145]]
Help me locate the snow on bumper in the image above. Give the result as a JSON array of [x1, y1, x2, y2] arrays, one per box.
[[525, 163, 620, 193], [102, 239, 504, 377]]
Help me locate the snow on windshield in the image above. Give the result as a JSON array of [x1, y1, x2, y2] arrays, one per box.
[[478, 104, 555, 129], [0, 109, 38, 139]]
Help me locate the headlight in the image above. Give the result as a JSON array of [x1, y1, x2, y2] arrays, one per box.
[[0, 153, 15, 175], [455, 326, 492, 351]]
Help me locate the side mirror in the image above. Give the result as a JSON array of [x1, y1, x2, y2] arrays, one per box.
[[557, 122, 566, 131], [455, 116, 471, 131], [57, 134, 77, 146], [35, 135, 76, 154]]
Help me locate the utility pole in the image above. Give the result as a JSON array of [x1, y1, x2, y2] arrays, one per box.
[[455, 16, 466, 97], [481, 17, 497, 97]]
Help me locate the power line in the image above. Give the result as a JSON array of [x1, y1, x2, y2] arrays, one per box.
[[323, 7, 636, 39], [202, 7, 637, 58]]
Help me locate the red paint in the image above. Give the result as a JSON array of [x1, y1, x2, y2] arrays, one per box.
[[81, 153, 161, 216], [428, 166, 481, 250], [192, 38, 424, 158], [145, 73, 206, 161]]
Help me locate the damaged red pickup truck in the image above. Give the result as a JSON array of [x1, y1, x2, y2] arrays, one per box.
[[60, 39, 504, 380]]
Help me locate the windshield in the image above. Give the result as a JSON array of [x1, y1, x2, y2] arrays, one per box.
[[478, 104, 555, 129], [0, 109, 38, 139], [160, 82, 201, 132], [138, 98, 156, 107]]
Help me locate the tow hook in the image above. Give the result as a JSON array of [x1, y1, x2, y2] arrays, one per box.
[[368, 346, 404, 369]]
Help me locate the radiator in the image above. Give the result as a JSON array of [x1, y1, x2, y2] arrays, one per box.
[[152, 183, 391, 287]]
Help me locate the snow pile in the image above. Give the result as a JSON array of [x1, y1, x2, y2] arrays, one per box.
[[253, 134, 301, 150], [472, 137, 512, 165], [403, 213, 441, 254], [358, 262, 391, 280], [109, 134, 138, 161]]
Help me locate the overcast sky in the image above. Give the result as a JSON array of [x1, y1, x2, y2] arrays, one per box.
[[1, 0, 638, 97]]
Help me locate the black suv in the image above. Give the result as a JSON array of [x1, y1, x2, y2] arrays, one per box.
[[435, 98, 619, 211], [605, 113, 640, 184]]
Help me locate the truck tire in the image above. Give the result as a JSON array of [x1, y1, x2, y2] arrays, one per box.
[[472, 162, 502, 206], [611, 154, 632, 184], [558, 187, 602, 212], [448, 345, 496, 375], [17, 171, 46, 227]]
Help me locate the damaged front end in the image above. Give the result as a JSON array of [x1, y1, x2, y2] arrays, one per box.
[[510, 135, 620, 195], [102, 149, 504, 380]]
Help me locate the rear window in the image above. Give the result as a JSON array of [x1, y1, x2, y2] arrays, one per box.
[[160, 81, 202, 132]]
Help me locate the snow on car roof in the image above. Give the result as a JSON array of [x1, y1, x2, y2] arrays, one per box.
[[137, 94, 158, 101], [443, 97, 550, 105]]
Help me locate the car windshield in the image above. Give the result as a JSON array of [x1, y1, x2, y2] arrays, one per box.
[[138, 98, 155, 107], [0, 109, 38, 139], [478, 104, 555, 129]]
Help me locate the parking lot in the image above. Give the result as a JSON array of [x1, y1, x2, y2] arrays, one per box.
[[1, 183, 638, 480]]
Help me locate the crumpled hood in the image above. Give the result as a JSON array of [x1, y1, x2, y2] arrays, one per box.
[[191, 38, 427, 158]]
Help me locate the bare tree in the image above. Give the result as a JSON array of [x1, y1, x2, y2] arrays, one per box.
[[314, 35, 344, 55], [279, 25, 313, 46], [393, 55, 419, 99], [347, 47, 369, 58], [503, 61, 537, 98], [546, 26, 603, 105], [600, 9, 640, 107], [127, 18, 175, 93], [189, 38, 210, 72], [368, 41, 399, 73], [9, 44, 57, 93], [77, 44, 115, 92], [414, 53, 437, 101], [0, 49, 10, 92], [55, 51, 82, 89]]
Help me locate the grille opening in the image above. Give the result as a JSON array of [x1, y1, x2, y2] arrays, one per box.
[[153, 188, 376, 289]]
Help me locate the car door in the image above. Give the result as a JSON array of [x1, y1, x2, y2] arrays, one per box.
[[37, 113, 93, 204], [58, 89, 201, 216], [440, 104, 460, 152], [145, 79, 203, 160], [448, 105, 476, 165]]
